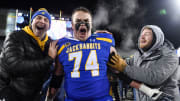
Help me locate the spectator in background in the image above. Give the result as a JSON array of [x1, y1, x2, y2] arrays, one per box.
[[108, 25, 180, 101], [0, 8, 58, 101]]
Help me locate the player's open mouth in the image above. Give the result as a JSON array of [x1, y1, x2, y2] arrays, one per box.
[[80, 28, 87, 33]]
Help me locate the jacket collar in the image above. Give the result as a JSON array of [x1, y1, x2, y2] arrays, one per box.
[[22, 26, 48, 51]]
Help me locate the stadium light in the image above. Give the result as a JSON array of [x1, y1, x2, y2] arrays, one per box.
[[177, 47, 180, 57], [169, 0, 180, 22]]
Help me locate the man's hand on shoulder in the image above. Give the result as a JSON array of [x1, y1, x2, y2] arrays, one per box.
[[94, 30, 112, 34], [107, 52, 127, 72]]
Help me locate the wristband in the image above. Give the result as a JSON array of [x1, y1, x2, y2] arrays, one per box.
[[139, 84, 153, 97], [49, 75, 63, 88]]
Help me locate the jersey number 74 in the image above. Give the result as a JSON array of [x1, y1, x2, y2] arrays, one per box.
[[69, 50, 99, 78]]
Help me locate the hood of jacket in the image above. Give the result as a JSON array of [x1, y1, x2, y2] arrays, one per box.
[[138, 25, 165, 54]]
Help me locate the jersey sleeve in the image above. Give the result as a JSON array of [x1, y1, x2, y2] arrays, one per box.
[[57, 38, 65, 56]]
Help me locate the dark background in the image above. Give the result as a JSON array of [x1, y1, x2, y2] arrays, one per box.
[[0, 0, 180, 49]]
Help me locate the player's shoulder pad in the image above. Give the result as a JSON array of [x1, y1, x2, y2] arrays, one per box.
[[57, 37, 71, 55], [94, 32, 114, 44]]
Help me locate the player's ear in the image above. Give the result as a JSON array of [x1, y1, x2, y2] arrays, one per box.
[[71, 22, 75, 30]]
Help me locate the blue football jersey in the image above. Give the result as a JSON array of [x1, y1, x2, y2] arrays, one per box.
[[57, 33, 115, 100]]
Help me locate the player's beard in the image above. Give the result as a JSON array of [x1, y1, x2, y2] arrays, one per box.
[[36, 23, 47, 30], [33, 23, 48, 38]]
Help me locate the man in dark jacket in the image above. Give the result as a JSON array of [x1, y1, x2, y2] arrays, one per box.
[[108, 25, 180, 101], [0, 8, 58, 101]]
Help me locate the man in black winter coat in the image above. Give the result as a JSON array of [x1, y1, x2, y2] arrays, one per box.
[[0, 8, 58, 101]]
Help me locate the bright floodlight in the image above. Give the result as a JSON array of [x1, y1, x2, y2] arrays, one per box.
[[174, 0, 180, 9], [177, 47, 180, 57], [171, 0, 180, 22]]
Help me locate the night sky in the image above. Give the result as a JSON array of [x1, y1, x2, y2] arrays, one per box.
[[1, 0, 180, 49]]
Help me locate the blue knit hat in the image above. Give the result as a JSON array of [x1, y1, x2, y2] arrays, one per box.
[[31, 10, 51, 26]]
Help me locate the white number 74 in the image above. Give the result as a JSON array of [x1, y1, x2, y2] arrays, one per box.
[[69, 50, 99, 78]]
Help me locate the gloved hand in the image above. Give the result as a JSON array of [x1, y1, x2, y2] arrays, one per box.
[[107, 52, 127, 72]]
